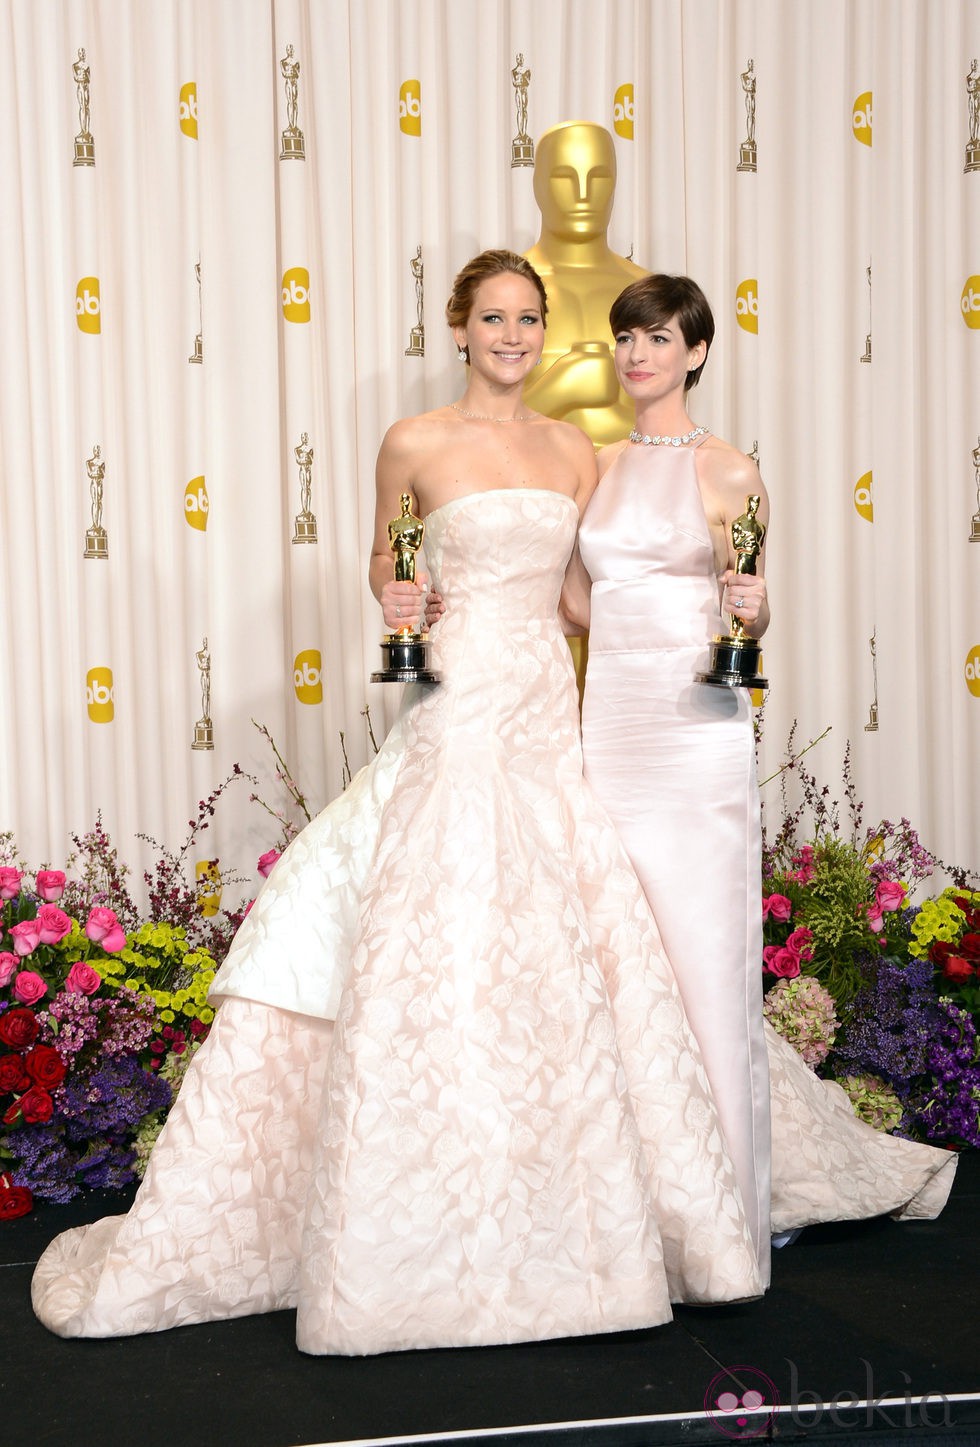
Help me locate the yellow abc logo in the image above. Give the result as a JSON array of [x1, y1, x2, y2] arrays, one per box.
[[399, 79, 421, 136], [179, 81, 198, 139], [853, 471, 873, 521], [965, 644, 980, 697], [195, 859, 222, 917], [184, 475, 209, 531], [735, 279, 759, 333], [852, 91, 872, 145], [960, 276, 980, 329], [86, 666, 114, 723], [293, 649, 323, 704], [75, 276, 101, 333], [613, 84, 634, 140], [282, 266, 311, 323]]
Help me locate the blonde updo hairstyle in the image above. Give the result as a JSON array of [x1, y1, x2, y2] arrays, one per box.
[[446, 249, 548, 362]]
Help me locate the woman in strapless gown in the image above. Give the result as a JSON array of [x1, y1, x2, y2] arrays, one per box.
[[32, 252, 772, 1354], [572, 274, 955, 1286]]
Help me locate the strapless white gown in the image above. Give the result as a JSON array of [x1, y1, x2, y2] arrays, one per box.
[[32, 489, 954, 1355]]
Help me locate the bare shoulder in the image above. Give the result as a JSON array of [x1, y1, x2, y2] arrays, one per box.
[[378, 409, 453, 468], [596, 438, 629, 480], [697, 435, 768, 505]]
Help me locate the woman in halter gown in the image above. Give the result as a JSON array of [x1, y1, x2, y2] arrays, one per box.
[[32, 252, 772, 1355], [568, 274, 954, 1288]]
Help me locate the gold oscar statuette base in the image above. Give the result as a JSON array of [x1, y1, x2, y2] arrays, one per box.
[[292, 513, 318, 544], [74, 134, 94, 166], [405, 326, 425, 357], [965, 142, 980, 174], [696, 635, 768, 692], [864, 703, 879, 732], [511, 137, 534, 167], [83, 528, 108, 560], [860, 337, 871, 364], [191, 720, 214, 751], [737, 140, 757, 172], [970, 511, 980, 541], [372, 631, 439, 685], [280, 128, 305, 160], [188, 335, 203, 364]]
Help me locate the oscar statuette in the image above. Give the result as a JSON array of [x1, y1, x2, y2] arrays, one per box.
[[696, 494, 769, 691], [371, 493, 439, 685]]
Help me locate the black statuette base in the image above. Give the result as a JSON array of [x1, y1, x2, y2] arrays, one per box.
[[371, 634, 439, 684], [696, 635, 768, 691]]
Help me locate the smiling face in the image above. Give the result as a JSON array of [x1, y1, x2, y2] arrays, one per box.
[[612, 316, 706, 405], [452, 272, 546, 385]]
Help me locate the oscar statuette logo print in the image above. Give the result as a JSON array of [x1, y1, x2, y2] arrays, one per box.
[[293, 649, 323, 704], [399, 79, 421, 136], [961, 275, 980, 328], [184, 476, 209, 531], [282, 266, 311, 322], [280, 45, 305, 159], [865, 629, 879, 731], [179, 81, 198, 139], [511, 54, 533, 165], [861, 263, 872, 363], [192, 638, 213, 750], [735, 279, 758, 333], [405, 246, 424, 357], [76, 276, 101, 334], [292, 433, 317, 543], [964, 59, 979, 172], [83, 444, 108, 559], [965, 644, 980, 698], [853, 471, 873, 522], [852, 90, 872, 145], [613, 83, 634, 140], [72, 47, 94, 165], [189, 260, 203, 364], [970, 435, 980, 541], [737, 59, 756, 171], [86, 667, 114, 723]]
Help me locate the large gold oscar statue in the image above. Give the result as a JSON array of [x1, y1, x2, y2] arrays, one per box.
[[522, 121, 648, 449], [522, 122, 648, 689]]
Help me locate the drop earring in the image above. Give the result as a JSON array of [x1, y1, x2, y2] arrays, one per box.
[[458, 348, 468, 363]]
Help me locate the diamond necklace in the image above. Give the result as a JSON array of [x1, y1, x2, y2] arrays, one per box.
[[628, 424, 709, 447], [450, 402, 531, 423]]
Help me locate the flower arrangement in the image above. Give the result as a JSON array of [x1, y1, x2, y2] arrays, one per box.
[[760, 726, 980, 1150]]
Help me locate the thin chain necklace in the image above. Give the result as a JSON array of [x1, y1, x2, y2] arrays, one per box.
[[450, 402, 532, 423], [628, 424, 709, 447]]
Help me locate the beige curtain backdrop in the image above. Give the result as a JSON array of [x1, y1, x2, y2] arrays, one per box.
[[1, 0, 978, 903]]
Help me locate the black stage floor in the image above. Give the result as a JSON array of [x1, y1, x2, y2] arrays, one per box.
[[2, 1152, 978, 1447]]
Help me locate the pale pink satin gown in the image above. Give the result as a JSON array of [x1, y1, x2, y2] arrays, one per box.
[[578, 438, 957, 1283]]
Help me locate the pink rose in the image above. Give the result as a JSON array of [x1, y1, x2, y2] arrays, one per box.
[[767, 947, 801, 979], [35, 870, 66, 902], [36, 904, 72, 946], [84, 906, 126, 953], [257, 849, 281, 879], [65, 960, 102, 995], [13, 971, 47, 1005], [864, 901, 884, 933], [9, 920, 42, 957], [0, 868, 22, 900], [763, 893, 792, 922], [762, 945, 782, 969], [0, 953, 18, 987], [785, 926, 815, 962], [875, 879, 906, 913]]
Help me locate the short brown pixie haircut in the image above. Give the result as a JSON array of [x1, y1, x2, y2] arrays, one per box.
[[609, 274, 715, 391]]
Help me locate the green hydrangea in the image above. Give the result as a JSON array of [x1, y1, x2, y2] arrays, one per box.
[[835, 1072, 904, 1132]]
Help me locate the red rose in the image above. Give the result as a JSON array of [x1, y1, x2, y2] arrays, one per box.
[[24, 1043, 67, 1089], [0, 1009, 39, 1049], [2, 1084, 53, 1126], [959, 932, 980, 960], [0, 1054, 30, 1094], [0, 1173, 32, 1220], [930, 941, 954, 966], [942, 956, 975, 986]]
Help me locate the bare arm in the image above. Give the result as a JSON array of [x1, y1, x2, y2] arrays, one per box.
[[369, 422, 434, 631]]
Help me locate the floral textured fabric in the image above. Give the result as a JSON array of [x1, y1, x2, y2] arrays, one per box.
[[32, 490, 953, 1354]]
